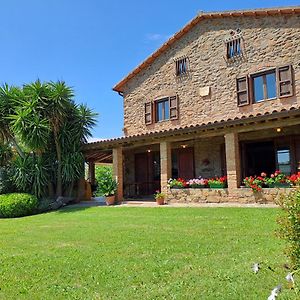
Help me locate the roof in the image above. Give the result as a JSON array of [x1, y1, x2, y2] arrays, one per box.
[[84, 106, 300, 153], [113, 6, 300, 93]]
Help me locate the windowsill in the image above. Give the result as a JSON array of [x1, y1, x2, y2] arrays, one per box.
[[155, 119, 170, 124], [253, 96, 277, 104]]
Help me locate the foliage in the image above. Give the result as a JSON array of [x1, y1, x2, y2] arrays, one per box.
[[0, 207, 295, 299], [0, 80, 97, 198], [277, 189, 300, 270], [265, 170, 291, 187], [154, 190, 165, 200], [96, 167, 117, 196], [0, 193, 38, 218], [241, 171, 300, 191], [0, 143, 13, 167], [95, 165, 113, 185], [168, 178, 188, 188], [13, 155, 49, 198], [0, 167, 16, 194], [243, 175, 265, 192], [208, 176, 227, 187]]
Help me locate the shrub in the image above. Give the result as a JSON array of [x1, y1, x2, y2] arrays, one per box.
[[0, 193, 38, 218], [95, 166, 117, 196], [277, 189, 300, 270]]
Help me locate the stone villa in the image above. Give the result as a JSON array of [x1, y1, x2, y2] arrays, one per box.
[[84, 6, 300, 203]]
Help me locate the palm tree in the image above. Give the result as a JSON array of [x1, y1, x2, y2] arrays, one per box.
[[0, 84, 25, 158], [5, 80, 97, 199]]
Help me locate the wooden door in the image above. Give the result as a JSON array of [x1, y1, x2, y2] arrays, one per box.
[[178, 147, 194, 180], [135, 152, 160, 196], [135, 153, 149, 195]]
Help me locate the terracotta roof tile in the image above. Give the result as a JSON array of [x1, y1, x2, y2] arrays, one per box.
[[84, 106, 300, 149]]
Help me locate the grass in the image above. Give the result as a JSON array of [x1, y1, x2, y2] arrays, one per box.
[[0, 206, 295, 299]]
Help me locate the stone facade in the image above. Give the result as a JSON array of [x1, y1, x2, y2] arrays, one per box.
[[167, 187, 297, 204], [122, 14, 300, 136]]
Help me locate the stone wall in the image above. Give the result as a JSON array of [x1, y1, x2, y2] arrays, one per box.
[[167, 187, 297, 204], [122, 14, 300, 136], [194, 138, 224, 178]]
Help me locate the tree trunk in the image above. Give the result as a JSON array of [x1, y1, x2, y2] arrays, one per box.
[[10, 136, 25, 158], [48, 181, 55, 199], [67, 181, 74, 197], [54, 131, 62, 197]]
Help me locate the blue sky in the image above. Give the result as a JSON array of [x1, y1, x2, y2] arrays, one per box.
[[1, 0, 299, 140]]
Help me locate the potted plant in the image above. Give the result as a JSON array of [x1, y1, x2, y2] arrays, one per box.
[[266, 170, 291, 188], [168, 178, 188, 189], [243, 175, 265, 192], [208, 176, 227, 188], [154, 190, 165, 205], [97, 171, 118, 205], [288, 172, 300, 186]]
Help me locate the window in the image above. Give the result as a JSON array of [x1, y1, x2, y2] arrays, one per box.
[[236, 64, 294, 107], [277, 147, 291, 175], [226, 38, 242, 59], [175, 57, 189, 76], [144, 96, 179, 125], [156, 98, 169, 122], [253, 70, 276, 102]]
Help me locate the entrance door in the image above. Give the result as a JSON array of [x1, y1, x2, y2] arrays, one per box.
[[178, 147, 194, 179], [135, 152, 160, 196], [244, 141, 276, 176], [172, 147, 194, 180]]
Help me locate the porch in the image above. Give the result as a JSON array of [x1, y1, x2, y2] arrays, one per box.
[[84, 108, 300, 203]]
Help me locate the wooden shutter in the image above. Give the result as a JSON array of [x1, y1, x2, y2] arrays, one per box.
[[144, 102, 153, 125], [277, 65, 294, 98], [169, 95, 178, 120], [236, 76, 249, 106]]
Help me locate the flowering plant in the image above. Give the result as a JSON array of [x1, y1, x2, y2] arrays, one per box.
[[208, 176, 227, 187], [154, 190, 165, 200], [208, 176, 227, 184], [288, 172, 300, 186], [168, 178, 188, 188], [265, 170, 290, 187], [243, 175, 265, 192], [187, 177, 208, 188]]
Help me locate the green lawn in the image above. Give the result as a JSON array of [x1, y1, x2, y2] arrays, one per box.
[[0, 207, 294, 299]]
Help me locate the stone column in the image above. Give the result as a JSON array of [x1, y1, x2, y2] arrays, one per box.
[[88, 161, 95, 185], [113, 147, 123, 202], [160, 141, 172, 193], [225, 132, 241, 193]]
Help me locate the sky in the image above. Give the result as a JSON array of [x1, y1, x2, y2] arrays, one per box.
[[1, 0, 299, 141]]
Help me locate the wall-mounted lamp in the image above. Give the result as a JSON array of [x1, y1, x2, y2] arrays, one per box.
[[276, 128, 282, 133], [181, 144, 188, 149], [147, 149, 151, 153]]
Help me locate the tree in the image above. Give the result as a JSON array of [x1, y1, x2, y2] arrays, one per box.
[[1, 80, 97, 198]]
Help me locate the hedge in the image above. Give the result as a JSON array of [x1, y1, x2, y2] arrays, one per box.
[[0, 193, 38, 218]]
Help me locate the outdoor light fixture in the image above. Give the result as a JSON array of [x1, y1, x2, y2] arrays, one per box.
[[147, 149, 151, 153], [276, 128, 282, 133], [181, 144, 188, 149]]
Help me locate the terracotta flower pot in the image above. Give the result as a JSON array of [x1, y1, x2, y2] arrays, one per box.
[[105, 195, 115, 206], [156, 197, 165, 205]]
